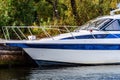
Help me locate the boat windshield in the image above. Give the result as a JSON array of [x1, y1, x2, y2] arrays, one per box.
[[75, 18, 113, 31]]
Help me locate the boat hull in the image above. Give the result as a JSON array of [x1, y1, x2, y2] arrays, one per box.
[[23, 48, 120, 66], [6, 39, 120, 66]]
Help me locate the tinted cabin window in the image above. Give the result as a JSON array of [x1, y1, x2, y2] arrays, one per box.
[[87, 19, 112, 30], [105, 20, 120, 31]]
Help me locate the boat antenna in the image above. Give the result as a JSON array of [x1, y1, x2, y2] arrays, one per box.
[[110, 3, 120, 15]]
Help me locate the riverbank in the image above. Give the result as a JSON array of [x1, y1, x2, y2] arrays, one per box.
[[0, 44, 37, 68]]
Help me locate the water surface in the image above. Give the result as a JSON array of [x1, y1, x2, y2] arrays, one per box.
[[1, 65, 120, 80]]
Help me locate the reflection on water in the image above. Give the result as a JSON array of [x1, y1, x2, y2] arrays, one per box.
[[1, 65, 120, 80], [0, 68, 30, 80]]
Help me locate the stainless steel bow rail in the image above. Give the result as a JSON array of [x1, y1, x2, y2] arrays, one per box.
[[1, 26, 78, 40]]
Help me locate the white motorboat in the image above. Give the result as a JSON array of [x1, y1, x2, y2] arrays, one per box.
[[4, 8, 120, 66]]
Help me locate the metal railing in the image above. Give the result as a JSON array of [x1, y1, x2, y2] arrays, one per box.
[[2, 26, 79, 40]]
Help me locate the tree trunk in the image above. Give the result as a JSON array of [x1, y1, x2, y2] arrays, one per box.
[[53, 0, 59, 20], [99, 0, 104, 15], [70, 0, 80, 25], [46, 0, 59, 20]]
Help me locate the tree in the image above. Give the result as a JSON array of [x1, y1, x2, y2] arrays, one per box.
[[70, 0, 80, 25], [0, 0, 35, 26], [46, 0, 59, 20], [99, 0, 104, 15], [11, 0, 35, 26]]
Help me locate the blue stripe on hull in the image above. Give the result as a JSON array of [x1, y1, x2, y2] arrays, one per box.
[[6, 43, 120, 50], [61, 34, 120, 40]]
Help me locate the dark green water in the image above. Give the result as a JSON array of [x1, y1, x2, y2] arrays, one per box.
[[1, 65, 120, 80]]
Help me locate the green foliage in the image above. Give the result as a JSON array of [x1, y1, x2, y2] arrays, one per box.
[[0, 0, 120, 26], [0, 0, 12, 26], [1, 0, 120, 39], [36, 0, 53, 25], [11, 0, 35, 26], [0, 0, 35, 26]]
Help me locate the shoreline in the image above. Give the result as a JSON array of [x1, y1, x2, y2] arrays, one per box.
[[0, 44, 37, 68]]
